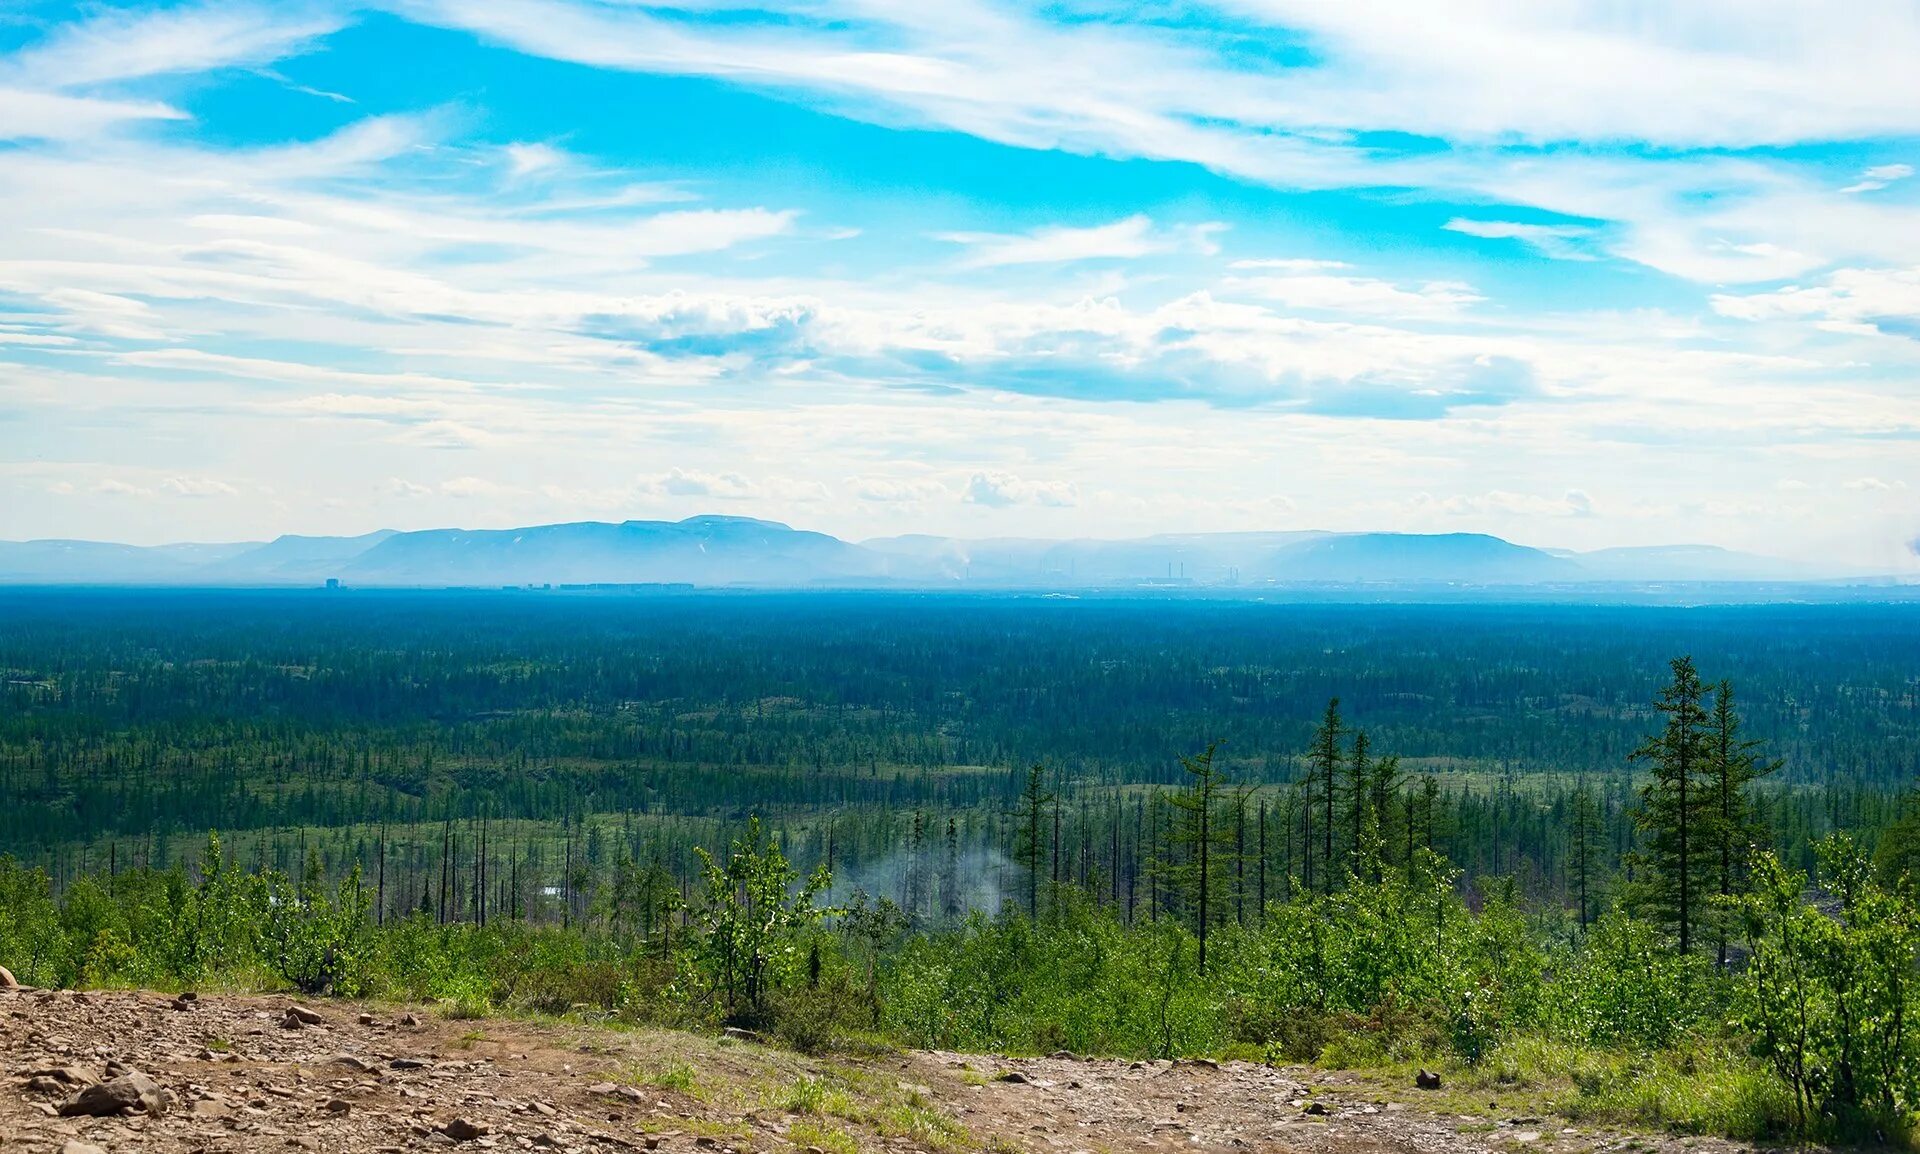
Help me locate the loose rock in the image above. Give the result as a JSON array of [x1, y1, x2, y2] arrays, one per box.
[[1416, 1069, 1442, 1090], [58, 1070, 170, 1117]]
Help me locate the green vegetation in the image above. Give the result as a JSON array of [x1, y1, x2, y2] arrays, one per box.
[[6, 591, 1920, 1145]]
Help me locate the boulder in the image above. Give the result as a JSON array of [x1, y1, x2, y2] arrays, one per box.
[[441, 1118, 491, 1141], [285, 1004, 325, 1026], [58, 1070, 170, 1117]]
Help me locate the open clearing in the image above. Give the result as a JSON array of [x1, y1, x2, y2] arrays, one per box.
[[1, 985, 1771, 1154]]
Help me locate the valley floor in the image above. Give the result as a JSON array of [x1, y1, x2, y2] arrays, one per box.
[[1, 984, 1782, 1154]]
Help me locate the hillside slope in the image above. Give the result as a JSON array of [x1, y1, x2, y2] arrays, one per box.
[[2, 985, 1772, 1154]]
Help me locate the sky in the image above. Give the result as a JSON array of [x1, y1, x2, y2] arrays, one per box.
[[1, 2, 1918, 570]]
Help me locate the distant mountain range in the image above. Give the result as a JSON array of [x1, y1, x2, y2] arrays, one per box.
[[0, 515, 1873, 589]]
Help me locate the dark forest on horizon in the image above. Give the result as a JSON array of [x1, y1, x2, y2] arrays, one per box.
[[4, 589, 1919, 913]]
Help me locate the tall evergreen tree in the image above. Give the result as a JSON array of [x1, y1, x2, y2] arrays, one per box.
[[940, 817, 962, 919], [1013, 765, 1053, 917], [1345, 730, 1371, 877], [1308, 699, 1343, 893], [1706, 680, 1776, 965], [1367, 751, 1402, 881], [1629, 656, 1715, 954], [1570, 779, 1604, 930], [1168, 742, 1229, 973]]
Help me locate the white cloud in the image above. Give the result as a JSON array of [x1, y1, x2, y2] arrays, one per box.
[[1225, 268, 1483, 320], [1229, 259, 1350, 272], [504, 141, 569, 177], [850, 477, 950, 503], [1712, 266, 1920, 332], [439, 476, 520, 499], [937, 215, 1223, 269], [93, 478, 153, 498], [160, 475, 241, 498], [1841, 163, 1915, 194], [646, 467, 758, 501], [962, 472, 1078, 508], [0, 88, 185, 140], [5, 0, 1920, 568], [9, 4, 345, 89], [1408, 489, 1599, 519], [1443, 218, 1598, 261], [398, 0, 1920, 154], [386, 0, 1920, 286]]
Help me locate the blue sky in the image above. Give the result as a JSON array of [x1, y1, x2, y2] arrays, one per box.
[[1, 1, 1917, 570]]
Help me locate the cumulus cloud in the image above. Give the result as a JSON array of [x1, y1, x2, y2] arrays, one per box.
[[1712, 266, 1920, 334], [93, 478, 153, 498], [962, 472, 1078, 508], [645, 467, 758, 501]]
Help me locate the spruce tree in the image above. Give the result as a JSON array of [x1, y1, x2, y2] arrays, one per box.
[[1629, 656, 1715, 954], [1169, 742, 1229, 973], [1570, 779, 1604, 930], [1705, 679, 1776, 965], [1346, 730, 1371, 877], [1308, 699, 1343, 892], [1013, 764, 1052, 917]]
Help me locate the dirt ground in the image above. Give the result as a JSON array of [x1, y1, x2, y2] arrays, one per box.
[[0, 983, 1780, 1154]]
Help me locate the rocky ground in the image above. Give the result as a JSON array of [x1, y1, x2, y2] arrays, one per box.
[[1, 982, 1777, 1154]]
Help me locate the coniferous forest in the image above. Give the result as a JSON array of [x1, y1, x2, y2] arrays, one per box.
[[5, 588, 1920, 1142]]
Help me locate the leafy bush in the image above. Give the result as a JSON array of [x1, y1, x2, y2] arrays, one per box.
[[1735, 836, 1920, 1139], [260, 860, 374, 996], [1551, 912, 1714, 1049]]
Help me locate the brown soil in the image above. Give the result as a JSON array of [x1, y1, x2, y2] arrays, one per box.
[[0, 985, 1773, 1154]]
